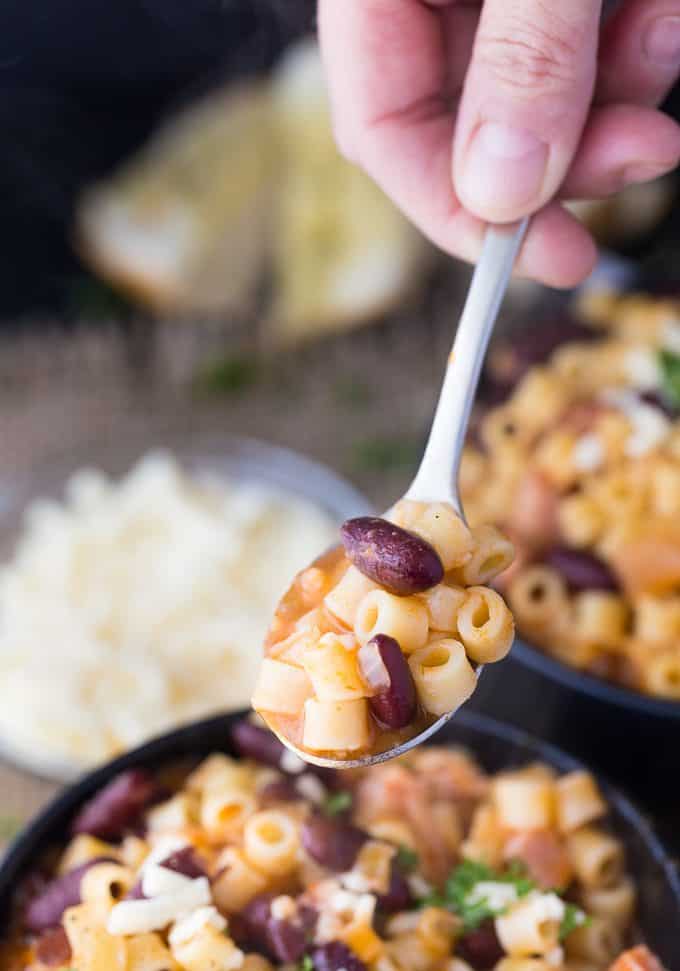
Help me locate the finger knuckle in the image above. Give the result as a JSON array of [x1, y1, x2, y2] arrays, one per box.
[[476, 16, 583, 97]]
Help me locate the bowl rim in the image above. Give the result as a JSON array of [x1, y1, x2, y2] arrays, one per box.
[[512, 634, 680, 719], [2, 708, 678, 930]]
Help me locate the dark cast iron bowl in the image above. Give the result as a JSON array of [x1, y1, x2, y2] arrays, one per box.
[[469, 638, 680, 822], [0, 710, 678, 965]]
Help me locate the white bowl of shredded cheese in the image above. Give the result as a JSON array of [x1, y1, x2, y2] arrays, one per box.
[[0, 436, 371, 779]]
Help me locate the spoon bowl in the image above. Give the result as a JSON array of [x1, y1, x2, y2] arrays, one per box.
[[259, 220, 529, 767]]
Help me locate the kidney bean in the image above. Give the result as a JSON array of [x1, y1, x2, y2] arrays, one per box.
[[35, 926, 72, 967], [544, 546, 619, 593], [341, 517, 443, 595], [231, 720, 287, 768], [358, 635, 416, 729], [241, 892, 277, 951], [240, 894, 316, 962], [312, 940, 367, 971], [160, 846, 205, 879], [267, 917, 308, 963], [225, 912, 252, 949], [232, 720, 336, 785], [301, 814, 367, 872], [259, 779, 301, 805], [376, 861, 412, 913], [71, 769, 159, 839], [24, 857, 115, 931], [456, 921, 504, 970]]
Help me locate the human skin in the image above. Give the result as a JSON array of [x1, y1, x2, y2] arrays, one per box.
[[318, 0, 680, 287]]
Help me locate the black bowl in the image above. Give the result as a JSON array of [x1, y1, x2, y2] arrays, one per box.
[[469, 638, 680, 824], [1, 710, 678, 966]]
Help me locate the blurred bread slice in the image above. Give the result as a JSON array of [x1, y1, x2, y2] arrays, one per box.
[[77, 83, 274, 315], [266, 39, 431, 343]]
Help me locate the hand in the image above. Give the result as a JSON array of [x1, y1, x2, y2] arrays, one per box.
[[318, 0, 680, 287]]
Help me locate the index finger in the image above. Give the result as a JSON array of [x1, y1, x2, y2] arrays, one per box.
[[317, 0, 597, 287]]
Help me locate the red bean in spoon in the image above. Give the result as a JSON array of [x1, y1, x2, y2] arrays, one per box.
[[341, 517, 443, 595], [358, 635, 416, 729]]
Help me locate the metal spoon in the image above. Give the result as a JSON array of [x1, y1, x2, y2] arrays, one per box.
[[265, 218, 529, 768]]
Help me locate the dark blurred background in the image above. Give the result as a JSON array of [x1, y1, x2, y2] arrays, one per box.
[[0, 0, 678, 323], [0, 0, 316, 320]]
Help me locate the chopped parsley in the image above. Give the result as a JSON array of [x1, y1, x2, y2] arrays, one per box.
[[559, 902, 589, 941], [323, 791, 353, 816], [395, 845, 419, 873], [298, 954, 314, 971], [420, 860, 532, 932], [418, 859, 589, 940], [658, 349, 680, 407], [195, 355, 259, 395]]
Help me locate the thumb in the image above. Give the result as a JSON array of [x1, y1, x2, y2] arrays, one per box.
[[453, 0, 602, 223]]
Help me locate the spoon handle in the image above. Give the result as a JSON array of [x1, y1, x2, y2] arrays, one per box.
[[405, 218, 529, 514]]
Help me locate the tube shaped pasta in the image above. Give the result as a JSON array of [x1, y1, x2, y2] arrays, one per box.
[[460, 804, 505, 867], [495, 891, 563, 956], [580, 878, 636, 928], [507, 566, 569, 630], [454, 525, 515, 586], [80, 863, 134, 921], [147, 794, 197, 834], [64, 903, 129, 970], [303, 697, 371, 751], [493, 960, 553, 971], [201, 788, 257, 838], [418, 583, 466, 632], [243, 810, 299, 876], [354, 590, 429, 653], [302, 633, 365, 701], [390, 500, 474, 570], [565, 915, 623, 965], [645, 650, 680, 699], [571, 592, 628, 648], [634, 595, 680, 642], [169, 918, 243, 971], [127, 932, 179, 971], [416, 907, 459, 959], [555, 771, 607, 833], [252, 659, 314, 715], [493, 775, 556, 831], [567, 827, 624, 888], [558, 493, 604, 548], [212, 847, 268, 912], [408, 639, 476, 717], [325, 566, 379, 627], [456, 587, 514, 663], [59, 835, 119, 874], [187, 754, 253, 794]]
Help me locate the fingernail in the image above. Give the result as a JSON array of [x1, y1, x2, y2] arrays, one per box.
[[643, 15, 680, 66], [621, 161, 676, 184], [459, 122, 548, 220]]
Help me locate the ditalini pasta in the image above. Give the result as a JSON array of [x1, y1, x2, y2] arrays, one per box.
[[460, 291, 680, 699], [1, 717, 665, 971], [253, 503, 515, 760]]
